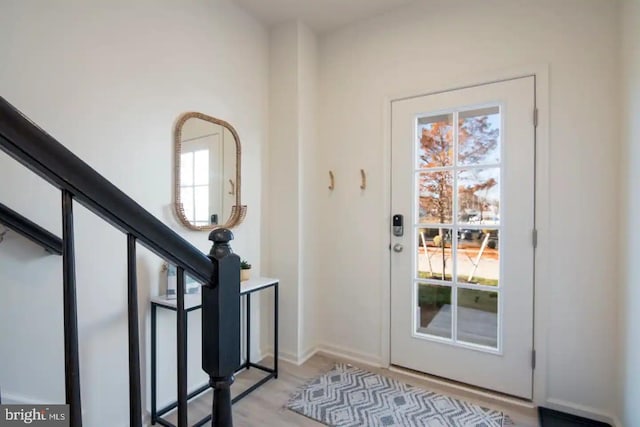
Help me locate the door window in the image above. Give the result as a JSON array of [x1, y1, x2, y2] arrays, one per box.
[[415, 106, 502, 351]]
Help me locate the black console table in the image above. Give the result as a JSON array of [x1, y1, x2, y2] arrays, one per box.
[[150, 277, 279, 427]]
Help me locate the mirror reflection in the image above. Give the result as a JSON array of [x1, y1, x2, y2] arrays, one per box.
[[175, 113, 241, 230]]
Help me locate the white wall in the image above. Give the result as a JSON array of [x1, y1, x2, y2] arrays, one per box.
[[314, 0, 620, 420], [619, 0, 640, 425], [265, 22, 301, 361], [264, 21, 319, 362], [0, 1, 268, 425], [298, 23, 320, 361]]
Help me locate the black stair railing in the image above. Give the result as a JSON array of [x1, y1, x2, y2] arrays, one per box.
[[0, 97, 240, 427], [60, 189, 82, 424], [127, 233, 143, 426], [0, 201, 63, 255], [203, 229, 240, 427]]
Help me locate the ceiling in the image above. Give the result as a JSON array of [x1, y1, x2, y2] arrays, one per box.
[[233, 0, 415, 33]]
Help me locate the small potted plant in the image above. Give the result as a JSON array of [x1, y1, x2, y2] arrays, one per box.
[[240, 259, 252, 282]]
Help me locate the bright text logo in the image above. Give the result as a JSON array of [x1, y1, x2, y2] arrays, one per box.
[[0, 405, 68, 426]]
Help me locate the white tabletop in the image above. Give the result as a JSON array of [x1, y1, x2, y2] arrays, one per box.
[[241, 276, 279, 294], [151, 293, 202, 310], [151, 277, 278, 310]]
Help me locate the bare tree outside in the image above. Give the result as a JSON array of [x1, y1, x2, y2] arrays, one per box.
[[418, 109, 500, 283]]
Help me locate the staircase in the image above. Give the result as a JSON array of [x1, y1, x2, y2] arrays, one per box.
[[0, 97, 241, 427]]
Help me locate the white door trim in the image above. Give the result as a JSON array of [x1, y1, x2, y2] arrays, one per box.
[[379, 64, 550, 405]]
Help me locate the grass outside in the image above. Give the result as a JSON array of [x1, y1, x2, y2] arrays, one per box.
[[418, 271, 498, 286], [418, 282, 498, 328]]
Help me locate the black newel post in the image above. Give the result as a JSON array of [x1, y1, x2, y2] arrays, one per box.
[[202, 228, 241, 427]]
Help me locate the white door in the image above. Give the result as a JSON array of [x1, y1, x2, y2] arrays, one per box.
[[390, 77, 535, 399], [181, 132, 223, 226]]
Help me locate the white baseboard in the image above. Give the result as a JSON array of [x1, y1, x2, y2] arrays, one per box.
[[315, 343, 382, 368], [277, 350, 300, 365], [298, 346, 318, 366], [545, 398, 618, 426], [611, 415, 623, 427], [249, 347, 271, 364], [270, 343, 380, 368], [1, 392, 49, 405], [262, 342, 318, 366]]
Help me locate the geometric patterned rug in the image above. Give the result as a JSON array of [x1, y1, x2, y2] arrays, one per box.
[[287, 364, 515, 427]]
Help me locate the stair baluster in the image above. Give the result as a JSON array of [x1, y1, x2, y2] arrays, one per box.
[[62, 190, 82, 427], [127, 234, 143, 427]]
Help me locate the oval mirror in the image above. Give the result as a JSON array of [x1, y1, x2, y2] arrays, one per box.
[[174, 112, 245, 230]]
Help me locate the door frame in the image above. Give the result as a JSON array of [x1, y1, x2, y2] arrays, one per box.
[[380, 64, 550, 405]]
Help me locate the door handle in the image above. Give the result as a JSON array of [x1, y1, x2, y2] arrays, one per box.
[[393, 243, 403, 253]]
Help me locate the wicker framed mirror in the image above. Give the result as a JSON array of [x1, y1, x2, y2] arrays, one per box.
[[174, 112, 246, 230]]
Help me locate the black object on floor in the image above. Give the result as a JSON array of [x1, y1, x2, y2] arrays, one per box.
[[539, 407, 611, 427]]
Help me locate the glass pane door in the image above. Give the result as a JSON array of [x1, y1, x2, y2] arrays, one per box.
[[415, 106, 502, 352]]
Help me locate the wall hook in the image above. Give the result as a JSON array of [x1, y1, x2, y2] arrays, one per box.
[[360, 169, 367, 190], [328, 171, 335, 190], [228, 179, 235, 195]]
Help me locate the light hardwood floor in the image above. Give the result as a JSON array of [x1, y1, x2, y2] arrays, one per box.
[[162, 354, 539, 426]]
